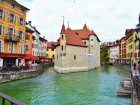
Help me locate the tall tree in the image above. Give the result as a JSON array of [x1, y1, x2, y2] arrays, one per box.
[[100, 43, 109, 62]]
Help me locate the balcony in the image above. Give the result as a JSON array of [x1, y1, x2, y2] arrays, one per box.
[[5, 35, 20, 43]]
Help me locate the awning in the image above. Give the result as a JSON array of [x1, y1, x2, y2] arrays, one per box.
[[0, 53, 25, 58], [24, 54, 38, 59]]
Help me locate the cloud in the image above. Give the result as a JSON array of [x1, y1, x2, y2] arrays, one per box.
[[18, 0, 140, 42]]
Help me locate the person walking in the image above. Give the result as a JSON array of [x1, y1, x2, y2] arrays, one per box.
[[133, 62, 136, 70]]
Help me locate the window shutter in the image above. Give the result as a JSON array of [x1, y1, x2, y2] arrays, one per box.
[[8, 42, 12, 53], [18, 17, 20, 25], [23, 19, 25, 26], [13, 29, 15, 36], [22, 32, 25, 40], [12, 43, 15, 53], [22, 44, 24, 54], [2, 10, 5, 20], [14, 15, 16, 23], [1, 40, 4, 52], [2, 25, 4, 35], [8, 13, 10, 22], [18, 43, 21, 54]]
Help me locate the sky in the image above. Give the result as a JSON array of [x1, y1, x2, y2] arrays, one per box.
[[18, 0, 140, 42]]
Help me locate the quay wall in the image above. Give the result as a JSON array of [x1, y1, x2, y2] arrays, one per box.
[[132, 89, 140, 105], [0, 63, 54, 84]]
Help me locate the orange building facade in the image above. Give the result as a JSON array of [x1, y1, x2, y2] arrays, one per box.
[[0, 0, 29, 67], [119, 37, 126, 64]]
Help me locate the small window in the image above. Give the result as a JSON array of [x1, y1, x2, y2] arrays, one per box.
[[91, 39, 93, 41], [52, 48, 54, 51], [74, 55, 76, 60], [57, 55, 58, 59], [62, 46, 63, 51], [62, 35, 63, 40], [11, 4, 15, 8], [84, 42, 86, 44], [52, 54, 54, 58]]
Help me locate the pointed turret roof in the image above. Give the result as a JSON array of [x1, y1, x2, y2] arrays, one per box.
[[83, 23, 88, 29], [60, 23, 66, 34], [90, 30, 95, 35]]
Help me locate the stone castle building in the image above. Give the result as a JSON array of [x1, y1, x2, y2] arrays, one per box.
[[54, 23, 100, 73]]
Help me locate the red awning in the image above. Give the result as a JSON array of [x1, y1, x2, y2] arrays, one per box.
[[0, 53, 25, 58], [24, 54, 38, 59]]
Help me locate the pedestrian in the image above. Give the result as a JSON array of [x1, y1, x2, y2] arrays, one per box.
[[133, 62, 136, 70]]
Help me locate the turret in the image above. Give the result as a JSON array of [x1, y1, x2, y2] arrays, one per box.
[[60, 23, 66, 56], [83, 23, 88, 29]]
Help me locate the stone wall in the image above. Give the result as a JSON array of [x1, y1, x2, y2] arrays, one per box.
[[55, 45, 88, 73], [132, 89, 140, 105], [0, 63, 54, 84]]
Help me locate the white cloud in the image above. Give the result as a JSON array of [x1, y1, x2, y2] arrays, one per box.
[[18, 0, 140, 42]]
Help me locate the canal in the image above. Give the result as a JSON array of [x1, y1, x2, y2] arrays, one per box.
[[0, 65, 131, 105]]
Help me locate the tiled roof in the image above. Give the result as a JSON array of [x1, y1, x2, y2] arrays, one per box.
[[69, 29, 91, 39], [56, 23, 100, 47], [47, 42, 57, 48], [65, 29, 87, 47]]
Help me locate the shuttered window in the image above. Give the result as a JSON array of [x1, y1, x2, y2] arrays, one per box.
[[8, 42, 12, 53], [0, 40, 4, 52], [0, 24, 4, 35]]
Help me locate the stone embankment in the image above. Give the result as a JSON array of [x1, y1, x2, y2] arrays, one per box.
[[0, 63, 54, 84]]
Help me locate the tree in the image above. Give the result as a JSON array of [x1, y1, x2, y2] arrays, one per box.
[[100, 43, 109, 62]]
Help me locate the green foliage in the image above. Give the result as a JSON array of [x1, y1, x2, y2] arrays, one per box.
[[100, 44, 109, 62]]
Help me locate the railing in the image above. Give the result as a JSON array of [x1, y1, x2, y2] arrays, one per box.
[[5, 35, 20, 42], [0, 92, 26, 105], [131, 71, 140, 100]]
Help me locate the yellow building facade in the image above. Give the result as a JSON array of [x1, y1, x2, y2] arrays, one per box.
[[125, 29, 136, 64], [47, 42, 57, 62], [0, 0, 29, 67]]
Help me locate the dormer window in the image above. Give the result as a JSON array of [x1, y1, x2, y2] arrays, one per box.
[[75, 32, 78, 36]]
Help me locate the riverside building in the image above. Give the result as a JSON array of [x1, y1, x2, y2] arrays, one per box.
[[54, 23, 100, 73], [0, 0, 29, 68]]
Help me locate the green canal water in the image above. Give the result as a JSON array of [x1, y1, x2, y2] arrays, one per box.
[[0, 65, 131, 105]]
